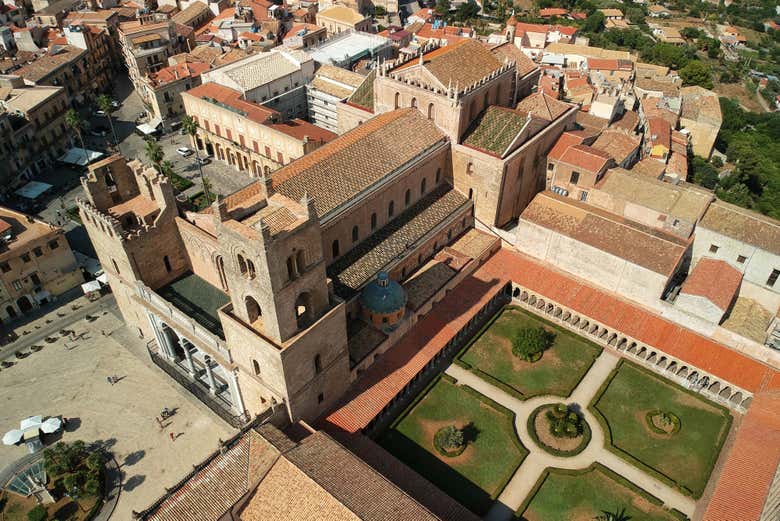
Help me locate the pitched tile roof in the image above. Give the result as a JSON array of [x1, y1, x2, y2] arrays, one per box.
[[327, 185, 468, 298], [171, 1, 211, 27], [702, 392, 780, 521], [272, 109, 447, 218], [393, 39, 504, 92], [463, 106, 529, 156], [609, 109, 639, 132], [184, 82, 276, 123], [141, 430, 280, 521], [591, 129, 640, 164], [547, 130, 588, 161], [346, 68, 375, 111], [631, 157, 666, 179], [487, 41, 538, 76], [680, 85, 722, 126], [596, 168, 712, 222], [699, 200, 780, 255], [325, 246, 778, 435], [147, 61, 210, 88], [521, 192, 688, 276], [680, 257, 742, 311], [587, 58, 633, 71], [204, 49, 311, 93], [282, 431, 441, 520], [558, 144, 612, 173], [317, 4, 366, 24], [515, 91, 573, 121]]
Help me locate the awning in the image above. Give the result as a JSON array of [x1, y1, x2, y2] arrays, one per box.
[[97, 273, 109, 284], [81, 281, 101, 294], [137, 117, 163, 135], [58, 147, 104, 167], [33, 290, 50, 303], [14, 181, 52, 200]]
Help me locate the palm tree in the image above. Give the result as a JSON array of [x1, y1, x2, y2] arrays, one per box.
[[595, 508, 631, 521], [181, 115, 212, 204], [144, 138, 164, 174], [97, 94, 118, 148], [64, 109, 88, 164]]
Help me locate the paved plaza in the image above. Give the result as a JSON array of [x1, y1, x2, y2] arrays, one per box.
[[0, 302, 235, 519]]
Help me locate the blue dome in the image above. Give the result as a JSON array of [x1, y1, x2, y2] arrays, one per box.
[[360, 272, 406, 314]]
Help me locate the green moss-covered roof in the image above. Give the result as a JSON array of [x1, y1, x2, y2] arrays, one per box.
[[347, 69, 375, 111], [463, 106, 528, 157]]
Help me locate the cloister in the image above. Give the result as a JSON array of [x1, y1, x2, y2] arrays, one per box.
[[509, 284, 752, 412]]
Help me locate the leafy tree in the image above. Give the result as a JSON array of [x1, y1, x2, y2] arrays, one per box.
[[691, 157, 719, 189], [512, 327, 554, 361], [679, 60, 713, 88], [680, 27, 702, 39], [97, 94, 118, 146], [64, 109, 88, 164], [181, 112, 212, 203], [27, 505, 48, 521], [625, 7, 645, 25], [455, 0, 479, 22], [435, 0, 450, 16], [85, 451, 104, 472], [144, 139, 164, 174], [439, 425, 464, 450], [160, 160, 175, 179], [581, 11, 605, 33]]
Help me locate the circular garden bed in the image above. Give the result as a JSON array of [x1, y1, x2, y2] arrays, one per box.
[[527, 403, 591, 457], [645, 410, 681, 436], [433, 425, 468, 457]]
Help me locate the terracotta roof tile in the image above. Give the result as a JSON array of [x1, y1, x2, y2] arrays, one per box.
[[272, 109, 446, 217], [521, 192, 688, 276], [325, 246, 778, 435], [680, 257, 742, 310], [699, 200, 780, 256], [558, 144, 612, 173], [702, 392, 780, 521], [547, 130, 587, 161], [515, 91, 573, 121]]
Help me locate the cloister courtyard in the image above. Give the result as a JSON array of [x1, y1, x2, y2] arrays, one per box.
[[376, 305, 735, 521]]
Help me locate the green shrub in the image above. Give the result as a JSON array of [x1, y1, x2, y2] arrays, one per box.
[[433, 425, 466, 457], [27, 505, 47, 521], [511, 327, 554, 362]]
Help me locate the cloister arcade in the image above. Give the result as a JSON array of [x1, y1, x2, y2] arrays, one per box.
[[509, 284, 752, 412]]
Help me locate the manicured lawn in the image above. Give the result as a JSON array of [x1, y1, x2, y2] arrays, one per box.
[[459, 307, 602, 398], [518, 464, 685, 521], [378, 377, 528, 515], [591, 361, 732, 498]]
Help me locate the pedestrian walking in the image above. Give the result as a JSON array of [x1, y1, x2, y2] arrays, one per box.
[[106, 376, 113, 385], [169, 432, 175, 442]]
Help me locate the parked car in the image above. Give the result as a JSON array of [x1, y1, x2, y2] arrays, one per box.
[[176, 147, 193, 157], [93, 109, 106, 117], [110, 100, 121, 109], [89, 128, 108, 137], [196, 157, 210, 165]]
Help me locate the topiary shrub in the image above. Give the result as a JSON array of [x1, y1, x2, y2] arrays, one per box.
[[645, 410, 681, 435], [511, 327, 555, 362], [27, 505, 48, 521], [434, 425, 467, 457], [546, 407, 584, 439]]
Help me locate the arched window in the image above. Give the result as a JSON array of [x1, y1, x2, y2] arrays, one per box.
[[216, 256, 227, 290], [295, 250, 305, 274], [163, 255, 171, 273], [420, 177, 427, 195], [394, 92, 400, 109], [296, 292, 313, 329], [466, 162, 474, 176], [435, 168, 441, 183], [245, 295, 262, 324], [332, 240, 340, 258], [411, 97, 417, 108], [237, 254, 247, 275], [370, 212, 377, 230], [252, 359, 260, 375], [388, 200, 394, 218], [405, 189, 411, 206], [246, 259, 256, 279], [427, 103, 435, 120], [352, 225, 359, 243]]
